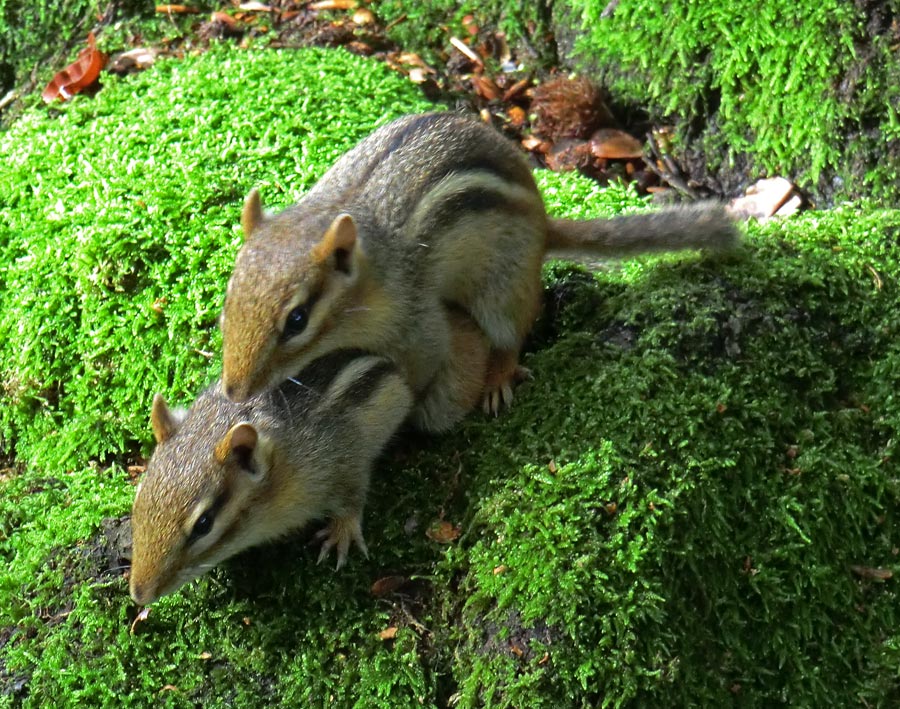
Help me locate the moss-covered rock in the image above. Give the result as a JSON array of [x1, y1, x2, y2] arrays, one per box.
[[1, 43, 899, 707], [0, 0, 162, 115], [554, 0, 900, 205]]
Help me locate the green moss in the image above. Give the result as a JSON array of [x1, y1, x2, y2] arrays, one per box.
[[0, 0, 187, 122], [369, 0, 554, 67], [426, 196, 900, 704], [0, 43, 432, 472], [560, 0, 900, 203], [2, 44, 899, 707]]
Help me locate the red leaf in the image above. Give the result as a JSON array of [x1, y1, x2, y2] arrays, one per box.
[[42, 32, 107, 104]]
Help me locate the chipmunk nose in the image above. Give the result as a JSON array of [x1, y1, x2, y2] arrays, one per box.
[[222, 377, 250, 402], [129, 580, 155, 606]]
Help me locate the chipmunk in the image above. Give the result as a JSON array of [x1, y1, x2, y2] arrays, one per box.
[[220, 111, 740, 425], [129, 308, 487, 605]]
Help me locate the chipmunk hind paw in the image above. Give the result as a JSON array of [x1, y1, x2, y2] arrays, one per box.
[[482, 361, 531, 416]]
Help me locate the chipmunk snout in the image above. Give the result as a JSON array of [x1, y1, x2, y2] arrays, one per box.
[[129, 579, 156, 607]]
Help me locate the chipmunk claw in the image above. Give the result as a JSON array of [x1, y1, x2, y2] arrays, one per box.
[[481, 364, 531, 416], [316, 513, 368, 570]]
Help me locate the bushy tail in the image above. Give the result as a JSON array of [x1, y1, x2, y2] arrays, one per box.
[[545, 202, 740, 257]]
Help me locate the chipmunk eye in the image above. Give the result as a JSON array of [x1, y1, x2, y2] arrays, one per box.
[[283, 303, 310, 340], [190, 511, 214, 541]]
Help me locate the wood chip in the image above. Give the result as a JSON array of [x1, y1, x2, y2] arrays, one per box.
[[107, 47, 157, 75], [449, 36, 482, 66], [506, 105, 526, 128], [501, 77, 530, 102], [309, 0, 356, 9], [155, 4, 200, 13], [209, 11, 237, 27], [379, 626, 398, 640], [521, 135, 550, 153], [774, 193, 803, 217], [729, 176, 798, 220], [408, 68, 430, 84], [396, 52, 426, 66], [850, 565, 893, 580], [352, 8, 375, 24]]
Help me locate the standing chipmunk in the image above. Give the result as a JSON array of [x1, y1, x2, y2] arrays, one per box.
[[130, 308, 487, 605], [221, 112, 740, 428]]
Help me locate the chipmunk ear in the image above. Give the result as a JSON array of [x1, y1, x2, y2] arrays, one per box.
[[241, 188, 264, 237], [215, 422, 261, 474], [150, 393, 181, 443], [312, 213, 358, 275]]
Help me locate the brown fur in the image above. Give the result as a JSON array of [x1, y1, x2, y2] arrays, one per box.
[[221, 112, 740, 426], [130, 353, 412, 605], [130, 309, 489, 605]]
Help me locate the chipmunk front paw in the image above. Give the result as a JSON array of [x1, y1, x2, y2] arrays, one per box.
[[316, 513, 368, 569]]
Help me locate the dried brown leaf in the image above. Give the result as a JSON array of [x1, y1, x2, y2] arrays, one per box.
[[545, 139, 595, 173], [42, 32, 107, 103], [129, 607, 150, 634], [589, 128, 643, 160], [426, 520, 461, 544], [379, 626, 399, 640], [472, 74, 500, 101], [371, 575, 407, 596]]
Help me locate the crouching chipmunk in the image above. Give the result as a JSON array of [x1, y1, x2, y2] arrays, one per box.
[[220, 111, 740, 432], [129, 309, 487, 605]]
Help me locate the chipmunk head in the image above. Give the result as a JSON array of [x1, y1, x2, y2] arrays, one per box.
[[221, 189, 366, 402], [129, 390, 278, 605]]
